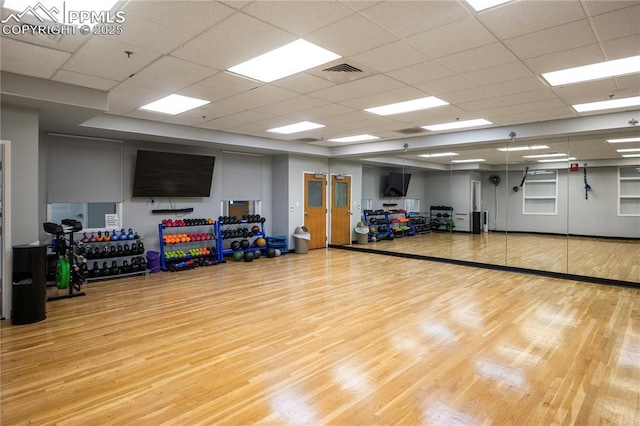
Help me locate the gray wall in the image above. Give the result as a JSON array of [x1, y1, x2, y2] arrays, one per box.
[[271, 155, 289, 239], [0, 107, 39, 245]]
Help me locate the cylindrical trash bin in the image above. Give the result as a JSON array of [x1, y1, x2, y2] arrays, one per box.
[[355, 221, 369, 245], [146, 251, 161, 273], [293, 226, 311, 254]]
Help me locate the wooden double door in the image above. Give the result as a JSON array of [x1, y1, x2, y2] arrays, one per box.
[[303, 173, 352, 249]]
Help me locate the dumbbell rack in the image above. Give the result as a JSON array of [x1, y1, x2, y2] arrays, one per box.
[[78, 232, 149, 282], [158, 220, 218, 271], [216, 216, 267, 260]]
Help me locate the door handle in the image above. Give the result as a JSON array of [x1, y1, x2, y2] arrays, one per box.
[[304, 211, 309, 216], [348, 210, 352, 215]]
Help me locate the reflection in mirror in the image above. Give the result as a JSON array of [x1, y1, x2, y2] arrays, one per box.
[[350, 132, 638, 285], [221, 200, 261, 218], [567, 151, 640, 283], [505, 139, 569, 274]]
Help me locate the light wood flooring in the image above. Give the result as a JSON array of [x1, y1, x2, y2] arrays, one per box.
[[2, 249, 640, 425], [351, 232, 640, 283]]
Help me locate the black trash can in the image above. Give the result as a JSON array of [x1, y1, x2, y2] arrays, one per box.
[[12, 244, 47, 325]]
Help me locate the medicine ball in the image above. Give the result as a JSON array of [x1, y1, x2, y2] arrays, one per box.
[[244, 250, 255, 262], [231, 241, 241, 251], [255, 237, 266, 247], [251, 225, 260, 234], [266, 247, 276, 258], [274, 249, 281, 257], [240, 239, 250, 249], [253, 249, 261, 259], [232, 251, 243, 261]]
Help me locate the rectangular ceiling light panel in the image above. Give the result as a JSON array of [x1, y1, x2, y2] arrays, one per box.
[[542, 55, 640, 86], [607, 137, 640, 143], [328, 134, 379, 143], [419, 152, 459, 158], [522, 153, 567, 159], [422, 118, 492, 131], [451, 158, 486, 163], [139, 94, 210, 115], [497, 145, 549, 152], [572, 96, 640, 112], [227, 39, 341, 83], [466, 0, 513, 12], [267, 121, 325, 134], [365, 96, 449, 116]]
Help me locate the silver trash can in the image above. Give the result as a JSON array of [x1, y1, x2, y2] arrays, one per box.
[[293, 226, 311, 254], [355, 221, 369, 244]]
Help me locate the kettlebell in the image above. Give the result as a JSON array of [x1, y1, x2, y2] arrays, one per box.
[[117, 245, 124, 256], [123, 244, 130, 255], [82, 232, 89, 243], [128, 228, 135, 240], [137, 241, 145, 254]]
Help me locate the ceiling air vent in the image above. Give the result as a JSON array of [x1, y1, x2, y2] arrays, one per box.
[[295, 137, 322, 143], [322, 63, 363, 73], [321, 63, 364, 83], [396, 127, 427, 135]]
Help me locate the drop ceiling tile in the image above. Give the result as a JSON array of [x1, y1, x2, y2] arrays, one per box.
[[0, 38, 70, 79], [352, 41, 430, 73], [439, 43, 518, 74], [386, 60, 456, 85], [197, 110, 276, 131], [217, 85, 299, 110], [406, 17, 497, 59], [503, 19, 596, 60], [590, 4, 640, 41], [477, 1, 586, 39], [126, 57, 217, 92], [305, 13, 396, 57], [341, 1, 382, 12], [287, 103, 356, 121], [123, 1, 235, 35], [253, 95, 329, 116], [272, 72, 336, 94], [518, 106, 577, 122], [361, 1, 470, 38], [179, 102, 245, 121], [414, 75, 478, 96], [321, 110, 376, 126], [172, 14, 295, 71], [480, 106, 521, 120], [242, 1, 354, 36], [500, 88, 559, 106], [63, 37, 161, 82], [107, 82, 168, 115], [583, 1, 636, 16], [523, 44, 605, 74], [99, 13, 193, 54], [441, 87, 493, 104], [551, 79, 619, 104], [52, 70, 119, 91], [484, 77, 547, 97], [463, 61, 535, 86], [457, 97, 508, 112], [180, 72, 259, 102], [125, 109, 171, 121], [514, 99, 569, 113], [601, 34, 640, 59]]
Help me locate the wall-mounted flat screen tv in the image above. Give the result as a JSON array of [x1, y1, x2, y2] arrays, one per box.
[[382, 172, 411, 197], [132, 150, 215, 198]]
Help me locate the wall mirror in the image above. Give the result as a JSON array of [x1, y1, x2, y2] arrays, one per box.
[[351, 132, 639, 285]]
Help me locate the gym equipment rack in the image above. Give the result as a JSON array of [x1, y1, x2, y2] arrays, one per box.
[[43, 220, 86, 301], [78, 230, 149, 282], [216, 215, 267, 260], [158, 219, 218, 271]]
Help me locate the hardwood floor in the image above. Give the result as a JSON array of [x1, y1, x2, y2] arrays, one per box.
[[2, 249, 640, 425], [349, 232, 640, 283]]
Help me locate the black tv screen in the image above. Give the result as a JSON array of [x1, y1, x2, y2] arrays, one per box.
[[383, 172, 411, 197], [132, 150, 215, 198]]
